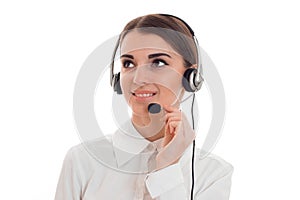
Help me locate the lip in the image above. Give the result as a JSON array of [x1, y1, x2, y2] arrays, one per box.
[[131, 90, 157, 102]]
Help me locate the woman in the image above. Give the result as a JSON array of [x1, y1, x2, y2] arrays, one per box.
[[55, 14, 233, 200]]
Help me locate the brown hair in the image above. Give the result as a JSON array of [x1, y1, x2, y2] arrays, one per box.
[[118, 14, 197, 67]]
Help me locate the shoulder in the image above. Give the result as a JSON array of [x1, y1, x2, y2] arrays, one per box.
[[194, 148, 234, 183], [63, 136, 115, 169], [196, 149, 233, 171]]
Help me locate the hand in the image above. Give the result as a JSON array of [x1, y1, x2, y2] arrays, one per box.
[[161, 105, 182, 147], [155, 105, 196, 170]]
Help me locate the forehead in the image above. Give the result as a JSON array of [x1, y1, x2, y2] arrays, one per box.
[[120, 30, 176, 55]]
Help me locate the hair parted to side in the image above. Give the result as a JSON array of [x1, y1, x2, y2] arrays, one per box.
[[118, 14, 198, 68]]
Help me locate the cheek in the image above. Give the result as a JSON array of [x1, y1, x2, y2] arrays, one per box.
[[120, 73, 132, 102], [155, 67, 184, 91], [159, 83, 183, 104], [159, 76, 182, 95]]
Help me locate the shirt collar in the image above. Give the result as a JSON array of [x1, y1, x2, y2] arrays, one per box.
[[112, 119, 163, 167]]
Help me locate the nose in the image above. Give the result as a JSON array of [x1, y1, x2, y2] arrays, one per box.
[[133, 65, 149, 85]]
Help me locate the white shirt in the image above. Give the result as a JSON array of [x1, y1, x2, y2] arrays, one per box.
[[55, 120, 233, 200]]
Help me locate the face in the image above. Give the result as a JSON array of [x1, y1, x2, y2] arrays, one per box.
[[119, 31, 189, 117]]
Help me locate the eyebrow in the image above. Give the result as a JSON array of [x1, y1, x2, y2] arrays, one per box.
[[148, 53, 171, 59], [120, 54, 134, 59], [120, 53, 171, 59]]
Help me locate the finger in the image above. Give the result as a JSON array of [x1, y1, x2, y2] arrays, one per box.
[[166, 119, 179, 135], [161, 115, 181, 123], [167, 121, 173, 135], [163, 104, 181, 112], [166, 112, 181, 118], [166, 115, 181, 135], [161, 112, 182, 122], [169, 121, 181, 134], [166, 117, 181, 124], [163, 124, 175, 146]]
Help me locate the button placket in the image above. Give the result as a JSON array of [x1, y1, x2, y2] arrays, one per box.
[[134, 143, 157, 200]]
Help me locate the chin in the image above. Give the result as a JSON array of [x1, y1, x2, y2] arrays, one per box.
[[130, 104, 149, 116]]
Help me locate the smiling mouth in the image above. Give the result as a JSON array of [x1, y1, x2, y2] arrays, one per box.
[[132, 92, 157, 97]]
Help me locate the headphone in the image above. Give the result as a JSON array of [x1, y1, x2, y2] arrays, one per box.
[[110, 14, 204, 94]]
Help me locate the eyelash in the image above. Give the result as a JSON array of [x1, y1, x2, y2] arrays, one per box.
[[122, 60, 134, 68], [151, 59, 168, 68], [122, 59, 169, 69]]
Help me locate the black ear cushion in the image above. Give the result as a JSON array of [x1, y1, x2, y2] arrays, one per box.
[[113, 72, 122, 94], [182, 68, 197, 92]]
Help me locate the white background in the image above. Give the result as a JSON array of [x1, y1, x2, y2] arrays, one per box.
[[1, 0, 299, 199]]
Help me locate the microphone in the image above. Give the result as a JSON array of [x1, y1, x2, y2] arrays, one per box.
[[148, 103, 161, 114]]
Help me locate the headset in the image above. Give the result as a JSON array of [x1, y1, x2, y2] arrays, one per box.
[[110, 14, 204, 200], [110, 14, 204, 94]]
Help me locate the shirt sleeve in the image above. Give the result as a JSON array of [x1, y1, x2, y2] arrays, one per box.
[[144, 162, 188, 199], [54, 147, 82, 200], [144, 159, 234, 200]]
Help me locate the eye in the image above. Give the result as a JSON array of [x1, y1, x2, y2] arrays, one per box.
[[151, 59, 168, 68], [122, 60, 135, 68]]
